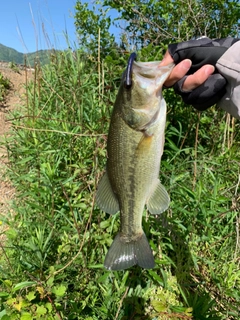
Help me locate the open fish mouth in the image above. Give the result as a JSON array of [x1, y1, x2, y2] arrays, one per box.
[[124, 53, 174, 93]]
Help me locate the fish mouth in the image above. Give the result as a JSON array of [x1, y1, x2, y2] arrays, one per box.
[[123, 52, 174, 94], [133, 60, 174, 90]]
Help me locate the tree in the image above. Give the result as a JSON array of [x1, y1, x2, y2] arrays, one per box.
[[74, 1, 116, 58], [75, 0, 240, 53]]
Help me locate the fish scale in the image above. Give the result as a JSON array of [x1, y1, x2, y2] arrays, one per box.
[[96, 57, 174, 270], [108, 114, 145, 236]]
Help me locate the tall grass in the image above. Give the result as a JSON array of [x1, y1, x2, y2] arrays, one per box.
[[0, 48, 239, 319]]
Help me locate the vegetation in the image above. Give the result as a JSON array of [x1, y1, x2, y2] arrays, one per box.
[[0, 0, 240, 319], [0, 72, 11, 103], [0, 43, 52, 66]]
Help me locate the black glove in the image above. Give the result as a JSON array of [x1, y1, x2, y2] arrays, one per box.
[[168, 37, 239, 110]]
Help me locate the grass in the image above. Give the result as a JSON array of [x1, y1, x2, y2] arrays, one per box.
[[0, 48, 239, 319], [0, 72, 11, 103]]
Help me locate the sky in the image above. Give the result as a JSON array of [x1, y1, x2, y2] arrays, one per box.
[[0, 0, 79, 53]]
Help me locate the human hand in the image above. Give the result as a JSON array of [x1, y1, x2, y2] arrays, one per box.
[[161, 37, 239, 110], [160, 52, 220, 110], [161, 51, 215, 90]]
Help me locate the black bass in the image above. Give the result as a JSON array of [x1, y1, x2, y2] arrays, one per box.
[[96, 53, 173, 270]]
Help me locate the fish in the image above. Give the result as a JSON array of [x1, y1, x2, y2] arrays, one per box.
[[96, 53, 174, 271]]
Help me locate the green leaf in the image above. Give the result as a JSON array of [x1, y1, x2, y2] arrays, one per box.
[[151, 300, 167, 312], [97, 273, 109, 283], [5, 229, 18, 240], [185, 307, 193, 315], [16, 156, 34, 165], [99, 220, 110, 229], [46, 276, 54, 287], [0, 310, 7, 318], [20, 313, 33, 320], [13, 281, 36, 292], [36, 305, 47, 316], [26, 291, 36, 301], [3, 280, 12, 287], [52, 284, 66, 297], [0, 292, 9, 298], [88, 264, 103, 269], [1, 315, 11, 320], [45, 302, 52, 313], [78, 203, 87, 209], [148, 270, 164, 286]]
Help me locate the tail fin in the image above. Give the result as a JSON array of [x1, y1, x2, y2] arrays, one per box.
[[104, 233, 155, 271]]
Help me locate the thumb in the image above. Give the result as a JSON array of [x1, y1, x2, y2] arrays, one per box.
[[164, 59, 192, 87]]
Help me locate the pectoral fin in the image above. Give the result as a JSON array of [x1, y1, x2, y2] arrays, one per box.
[[96, 172, 119, 215], [147, 179, 170, 215]]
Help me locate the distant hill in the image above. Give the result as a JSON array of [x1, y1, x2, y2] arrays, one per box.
[[0, 43, 52, 66]]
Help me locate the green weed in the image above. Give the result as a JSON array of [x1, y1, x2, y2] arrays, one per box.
[[0, 72, 11, 102]]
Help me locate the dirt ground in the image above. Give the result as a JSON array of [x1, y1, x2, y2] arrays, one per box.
[[0, 62, 33, 227]]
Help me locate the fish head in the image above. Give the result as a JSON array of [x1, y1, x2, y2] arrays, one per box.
[[117, 59, 174, 131]]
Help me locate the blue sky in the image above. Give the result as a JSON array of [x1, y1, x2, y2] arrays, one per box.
[[0, 0, 120, 54], [0, 0, 79, 53]]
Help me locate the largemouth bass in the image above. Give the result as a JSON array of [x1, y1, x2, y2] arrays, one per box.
[[96, 53, 173, 271]]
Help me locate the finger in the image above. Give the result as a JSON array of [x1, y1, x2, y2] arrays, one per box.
[[160, 51, 174, 66], [164, 59, 192, 87], [182, 65, 215, 91]]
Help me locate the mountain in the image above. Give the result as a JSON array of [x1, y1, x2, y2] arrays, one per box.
[[0, 43, 51, 66]]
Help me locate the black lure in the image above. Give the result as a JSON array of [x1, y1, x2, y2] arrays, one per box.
[[124, 52, 137, 89]]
